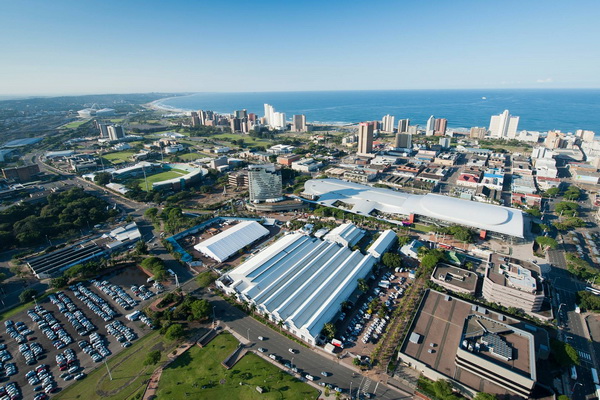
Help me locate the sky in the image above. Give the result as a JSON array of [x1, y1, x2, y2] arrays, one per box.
[[1, 0, 599, 95]]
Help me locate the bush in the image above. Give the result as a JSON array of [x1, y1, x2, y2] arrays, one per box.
[[51, 276, 68, 289], [19, 288, 38, 304], [164, 323, 185, 341]]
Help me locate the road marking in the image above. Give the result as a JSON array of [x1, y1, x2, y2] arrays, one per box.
[[577, 350, 592, 361]]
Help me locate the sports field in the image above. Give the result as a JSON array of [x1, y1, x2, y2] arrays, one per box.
[[102, 151, 136, 165], [156, 333, 318, 400], [136, 168, 187, 190]]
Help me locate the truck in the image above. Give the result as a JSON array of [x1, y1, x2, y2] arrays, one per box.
[[378, 280, 390, 289]]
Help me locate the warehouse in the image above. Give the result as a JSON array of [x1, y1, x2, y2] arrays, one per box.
[[367, 229, 397, 259], [217, 231, 376, 345], [302, 179, 524, 239], [194, 220, 270, 263]]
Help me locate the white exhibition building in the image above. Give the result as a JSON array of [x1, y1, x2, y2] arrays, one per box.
[[194, 221, 270, 263], [302, 179, 525, 239], [217, 228, 388, 345]]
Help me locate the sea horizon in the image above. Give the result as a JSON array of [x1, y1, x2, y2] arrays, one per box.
[[152, 88, 600, 134]]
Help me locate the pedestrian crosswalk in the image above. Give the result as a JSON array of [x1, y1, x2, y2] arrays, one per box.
[[577, 350, 592, 362]]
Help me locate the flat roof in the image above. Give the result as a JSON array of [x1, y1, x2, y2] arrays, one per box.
[[432, 264, 478, 292], [303, 179, 524, 237], [194, 221, 269, 263], [400, 290, 536, 397]]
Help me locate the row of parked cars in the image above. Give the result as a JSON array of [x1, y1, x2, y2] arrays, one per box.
[[105, 320, 136, 347], [91, 280, 137, 310], [17, 342, 44, 366], [130, 285, 155, 301], [0, 382, 21, 400], [78, 332, 110, 363], [55, 348, 77, 372], [362, 316, 388, 345], [4, 321, 33, 345], [25, 364, 58, 395], [70, 284, 117, 322], [49, 292, 96, 336], [27, 305, 74, 349]]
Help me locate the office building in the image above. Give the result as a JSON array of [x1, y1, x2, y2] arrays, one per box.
[[394, 133, 412, 149], [381, 114, 395, 133], [234, 109, 248, 119], [397, 118, 410, 133], [431, 264, 478, 295], [107, 125, 125, 141], [482, 255, 545, 313], [399, 290, 538, 399], [470, 127, 487, 139], [439, 137, 451, 149], [435, 118, 447, 136], [292, 114, 308, 132], [489, 110, 519, 139], [358, 122, 374, 154], [2, 164, 41, 182], [426, 116, 436, 136], [248, 164, 283, 203], [576, 129, 596, 143], [98, 123, 110, 138]]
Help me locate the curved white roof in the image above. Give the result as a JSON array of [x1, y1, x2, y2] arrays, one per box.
[[194, 221, 269, 263], [303, 179, 524, 238]]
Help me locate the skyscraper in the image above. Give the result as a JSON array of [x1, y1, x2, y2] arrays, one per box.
[[263, 104, 286, 130], [397, 119, 410, 133], [489, 110, 519, 138], [426, 116, 436, 136], [381, 114, 395, 133], [248, 164, 283, 203], [434, 118, 447, 136], [439, 137, 451, 148], [107, 125, 125, 141], [234, 109, 248, 119], [98, 123, 110, 138], [358, 122, 374, 154], [394, 133, 412, 149], [470, 127, 487, 139], [292, 114, 307, 132], [191, 111, 200, 127]]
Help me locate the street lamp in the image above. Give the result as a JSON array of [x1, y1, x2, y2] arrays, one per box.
[[247, 328, 250, 341], [571, 382, 582, 394], [212, 306, 216, 329], [349, 381, 353, 400]]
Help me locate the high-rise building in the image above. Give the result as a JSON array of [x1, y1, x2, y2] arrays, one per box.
[[576, 129, 596, 143], [234, 109, 248, 119], [263, 104, 286, 130], [230, 118, 242, 132], [358, 122, 375, 154], [407, 125, 418, 135], [107, 125, 125, 141], [426, 116, 436, 136], [191, 111, 200, 127], [470, 127, 487, 139], [98, 123, 110, 138], [489, 110, 519, 138], [292, 114, 307, 132], [248, 164, 283, 203], [381, 114, 395, 133], [397, 119, 410, 133], [439, 137, 451, 149], [434, 118, 447, 136], [394, 133, 412, 149]]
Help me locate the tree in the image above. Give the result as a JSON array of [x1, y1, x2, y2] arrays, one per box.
[[322, 322, 336, 340], [0, 272, 6, 283], [164, 323, 185, 341], [555, 201, 579, 217], [397, 235, 411, 246], [564, 185, 581, 201], [94, 172, 111, 185], [382, 253, 402, 269], [190, 299, 210, 320], [19, 288, 37, 304], [544, 187, 560, 197], [352, 357, 361, 366], [535, 236, 558, 249], [357, 278, 369, 293], [525, 207, 542, 218], [144, 207, 159, 221], [432, 379, 454, 399], [143, 350, 161, 365], [134, 240, 149, 255], [51, 276, 68, 289]]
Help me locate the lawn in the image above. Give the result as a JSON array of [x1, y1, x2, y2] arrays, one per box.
[[135, 169, 187, 191], [56, 330, 173, 400], [156, 333, 318, 400], [61, 120, 90, 129], [174, 152, 203, 161], [210, 133, 273, 147], [102, 151, 136, 165]]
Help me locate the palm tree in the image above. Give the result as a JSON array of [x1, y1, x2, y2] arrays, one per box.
[[277, 319, 284, 332], [249, 303, 257, 315]]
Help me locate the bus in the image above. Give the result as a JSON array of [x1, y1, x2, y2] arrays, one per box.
[[592, 367, 599, 385], [571, 365, 578, 380]]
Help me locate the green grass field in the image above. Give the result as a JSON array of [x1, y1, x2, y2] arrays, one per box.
[[210, 133, 273, 147], [135, 168, 187, 190], [156, 333, 318, 400], [61, 120, 90, 129], [56, 331, 172, 400], [102, 151, 136, 165], [174, 152, 203, 161]]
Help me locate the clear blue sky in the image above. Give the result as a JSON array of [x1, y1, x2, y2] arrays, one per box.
[[1, 0, 599, 95]]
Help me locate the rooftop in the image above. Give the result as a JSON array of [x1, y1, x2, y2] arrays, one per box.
[[432, 264, 478, 292]]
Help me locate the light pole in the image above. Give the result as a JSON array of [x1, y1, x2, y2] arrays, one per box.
[[291, 357, 294, 370], [349, 381, 353, 399], [571, 382, 582, 394], [247, 328, 250, 342], [212, 306, 216, 329]]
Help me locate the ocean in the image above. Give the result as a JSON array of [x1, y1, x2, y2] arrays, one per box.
[[154, 89, 600, 134]]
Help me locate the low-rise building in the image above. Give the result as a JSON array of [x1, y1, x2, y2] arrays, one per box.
[[291, 158, 323, 173], [323, 223, 365, 248], [431, 264, 478, 295], [343, 169, 377, 183], [511, 175, 537, 194], [457, 172, 482, 188], [267, 144, 295, 155], [434, 152, 460, 166], [228, 170, 248, 187], [533, 158, 558, 178], [366, 230, 397, 259], [277, 154, 302, 166], [2, 164, 41, 182], [400, 239, 424, 259], [480, 168, 505, 191]]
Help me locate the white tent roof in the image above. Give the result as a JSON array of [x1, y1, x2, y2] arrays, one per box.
[[303, 179, 524, 238], [194, 221, 269, 262]]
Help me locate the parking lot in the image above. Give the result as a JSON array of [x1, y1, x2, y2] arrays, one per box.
[[335, 267, 413, 357], [0, 277, 157, 400]]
